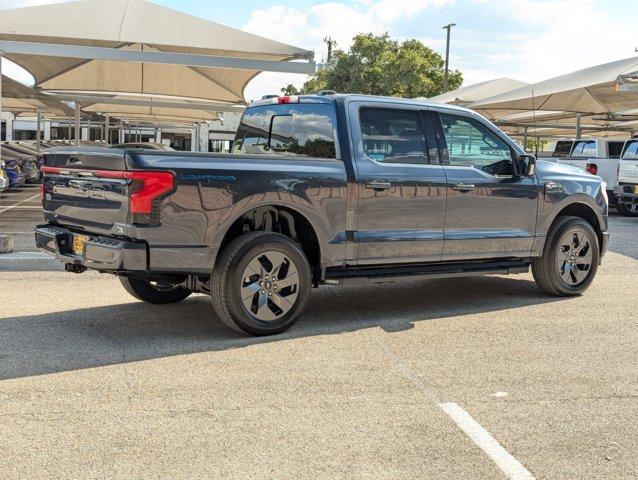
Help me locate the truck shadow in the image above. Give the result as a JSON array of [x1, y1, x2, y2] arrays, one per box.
[[0, 276, 567, 380]]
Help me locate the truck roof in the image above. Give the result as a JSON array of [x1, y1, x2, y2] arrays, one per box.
[[249, 93, 473, 115]]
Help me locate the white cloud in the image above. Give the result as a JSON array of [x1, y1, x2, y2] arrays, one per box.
[[242, 0, 454, 100], [455, 0, 637, 87]]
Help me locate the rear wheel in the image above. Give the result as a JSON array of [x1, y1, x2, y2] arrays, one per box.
[[532, 216, 599, 296], [211, 232, 312, 336], [120, 277, 191, 304], [616, 201, 638, 217]]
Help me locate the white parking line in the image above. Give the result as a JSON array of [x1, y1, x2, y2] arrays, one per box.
[[384, 345, 535, 480], [0, 194, 41, 214], [439, 403, 535, 480], [0, 206, 42, 210], [0, 252, 52, 261]]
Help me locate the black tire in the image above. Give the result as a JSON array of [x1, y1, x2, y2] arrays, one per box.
[[532, 216, 600, 296], [211, 232, 312, 336], [120, 277, 191, 304], [616, 201, 638, 217]]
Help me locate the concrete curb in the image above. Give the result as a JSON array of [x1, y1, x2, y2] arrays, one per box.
[[0, 235, 14, 254]]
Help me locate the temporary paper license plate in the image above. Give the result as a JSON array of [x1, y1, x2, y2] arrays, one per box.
[[72, 235, 89, 255], [634, 185, 638, 194]]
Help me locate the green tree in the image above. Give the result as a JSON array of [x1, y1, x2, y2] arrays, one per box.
[[282, 33, 463, 98]]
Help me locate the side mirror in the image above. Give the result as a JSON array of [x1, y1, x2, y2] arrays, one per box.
[[519, 154, 536, 177]]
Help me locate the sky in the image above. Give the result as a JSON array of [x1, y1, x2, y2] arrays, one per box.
[[0, 0, 636, 101]]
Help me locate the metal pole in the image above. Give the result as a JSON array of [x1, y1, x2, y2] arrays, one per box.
[[523, 127, 528, 152], [68, 119, 72, 145], [36, 110, 42, 150], [104, 114, 110, 145], [74, 103, 80, 146], [442, 23, 456, 93], [575, 113, 582, 139], [0, 51, 12, 252]]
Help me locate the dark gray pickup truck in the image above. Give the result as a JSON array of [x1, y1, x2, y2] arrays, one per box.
[[36, 94, 609, 335]]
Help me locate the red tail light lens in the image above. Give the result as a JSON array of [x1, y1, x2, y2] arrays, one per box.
[[40, 183, 45, 201], [278, 96, 299, 104], [126, 172, 174, 214], [586, 163, 598, 175]]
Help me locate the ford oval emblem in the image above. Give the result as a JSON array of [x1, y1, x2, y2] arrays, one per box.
[[45, 194, 52, 201]]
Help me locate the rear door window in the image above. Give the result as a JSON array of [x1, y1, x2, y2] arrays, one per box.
[[553, 140, 574, 157], [232, 104, 337, 159], [359, 108, 428, 164]]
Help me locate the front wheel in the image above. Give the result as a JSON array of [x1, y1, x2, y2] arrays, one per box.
[[211, 232, 312, 336], [120, 277, 192, 304], [532, 216, 600, 296]]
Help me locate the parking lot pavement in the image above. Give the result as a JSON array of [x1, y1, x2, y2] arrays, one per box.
[[0, 204, 636, 479], [0, 184, 44, 252]]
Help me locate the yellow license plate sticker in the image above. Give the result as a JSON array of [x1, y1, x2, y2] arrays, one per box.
[[72, 235, 89, 255]]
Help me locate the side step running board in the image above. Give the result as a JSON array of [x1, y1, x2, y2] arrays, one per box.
[[324, 260, 530, 286]]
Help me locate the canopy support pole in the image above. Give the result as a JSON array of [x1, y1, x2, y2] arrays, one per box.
[[36, 110, 42, 150], [68, 120, 72, 145], [0, 40, 317, 75], [575, 113, 582, 139], [74, 103, 80, 147], [0, 51, 12, 253], [523, 127, 528, 152], [104, 114, 110, 145]]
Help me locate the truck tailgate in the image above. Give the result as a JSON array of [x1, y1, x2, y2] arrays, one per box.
[[42, 150, 132, 234]]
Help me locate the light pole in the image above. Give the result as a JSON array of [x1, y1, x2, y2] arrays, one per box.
[[442, 23, 456, 93]]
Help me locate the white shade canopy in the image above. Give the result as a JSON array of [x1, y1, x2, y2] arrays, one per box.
[[470, 57, 638, 115], [424, 78, 528, 106], [0, 0, 314, 104], [1, 75, 74, 118]]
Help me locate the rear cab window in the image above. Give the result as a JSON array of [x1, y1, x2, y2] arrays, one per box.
[[607, 141, 625, 158], [232, 103, 338, 159], [571, 140, 597, 157]]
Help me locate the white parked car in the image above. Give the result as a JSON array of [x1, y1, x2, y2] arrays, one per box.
[[614, 138, 638, 216], [0, 161, 9, 192], [556, 138, 625, 204]]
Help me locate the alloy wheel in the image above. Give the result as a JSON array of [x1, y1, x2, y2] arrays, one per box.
[[556, 228, 593, 286], [240, 250, 299, 321]]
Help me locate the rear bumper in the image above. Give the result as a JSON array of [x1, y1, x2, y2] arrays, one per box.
[[35, 225, 147, 271], [614, 184, 638, 201]]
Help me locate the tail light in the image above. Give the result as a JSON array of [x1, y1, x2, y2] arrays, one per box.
[[586, 163, 598, 175], [40, 183, 45, 201], [277, 96, 299, 104]]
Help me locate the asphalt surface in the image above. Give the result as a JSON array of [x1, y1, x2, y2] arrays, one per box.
[[0, 185, 636, 479]]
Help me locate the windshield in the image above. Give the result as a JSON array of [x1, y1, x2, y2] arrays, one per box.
[[622, 140, 638, 159]]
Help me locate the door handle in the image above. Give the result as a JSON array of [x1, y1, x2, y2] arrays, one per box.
[[365, 181, 392, 191], [452, 183, 475, 192]]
